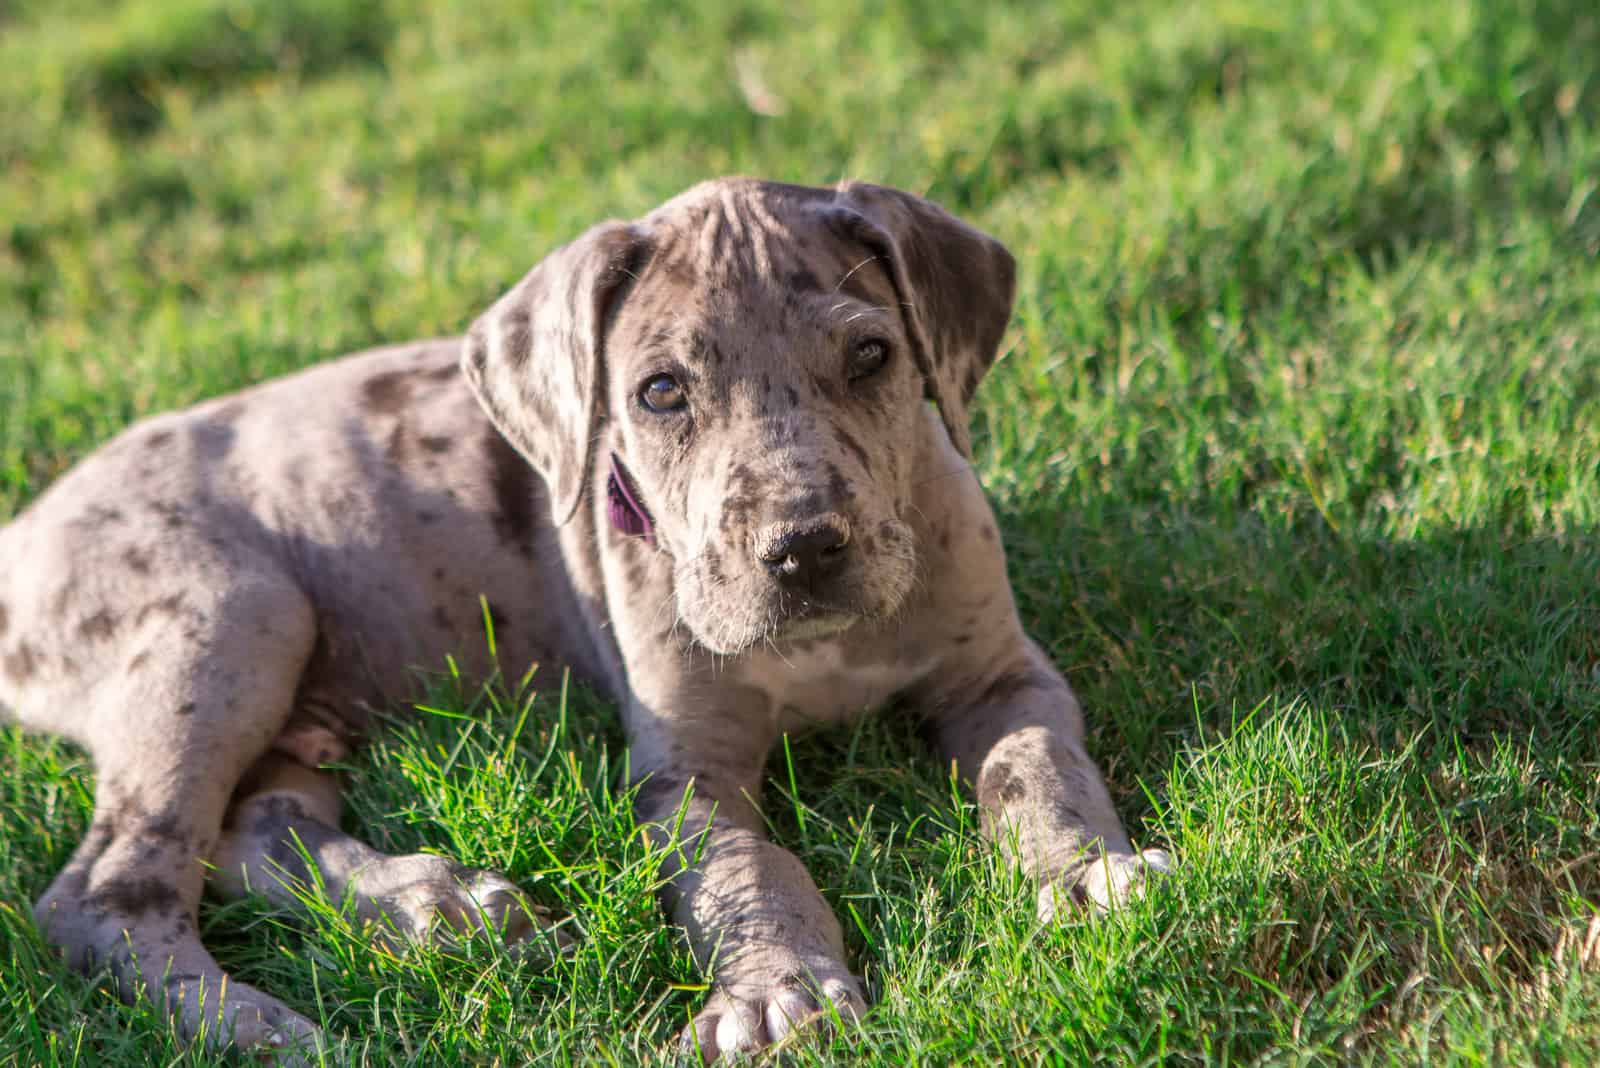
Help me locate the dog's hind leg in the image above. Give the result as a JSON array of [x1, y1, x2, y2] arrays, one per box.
[[31, 579, 324, 1057], [211, 753, 564, 950]]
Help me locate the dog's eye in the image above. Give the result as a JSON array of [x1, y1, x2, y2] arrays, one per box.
[[639, 373, 687, 413], [849, 339, 890, 382]]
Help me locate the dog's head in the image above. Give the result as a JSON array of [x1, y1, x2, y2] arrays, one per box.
[[464, 179, 1014, 655]]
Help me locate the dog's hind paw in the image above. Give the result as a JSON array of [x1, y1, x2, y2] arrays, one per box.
[[370, 858, 575, 954]]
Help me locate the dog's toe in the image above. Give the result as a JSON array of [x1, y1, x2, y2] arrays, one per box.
[[252, 1012, 324, 1067], [461, 869, 578, 953], [678, 974, 864, 1064], [168, 978, 322, 1064], [1037, 847, 1175, 921], [374, 858, 573, 954]]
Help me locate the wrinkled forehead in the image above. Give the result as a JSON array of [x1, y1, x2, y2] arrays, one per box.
[[610, 185, 900, 356]]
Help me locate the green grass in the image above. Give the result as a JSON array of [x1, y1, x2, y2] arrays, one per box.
[[2, 0, 1599, 1062]]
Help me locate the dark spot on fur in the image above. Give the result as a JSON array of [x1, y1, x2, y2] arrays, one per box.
[[484, 427, 536, 558], [3, 642, 39, 682], [135, 594, 185, 625], [432, 567, 446, 581], [720, 492, 759, 536], [72, 503, 125, 530], [417, 510, 437, 524], [633, 774, 688, 817], [424, 363, 456, 382], [362, 370, 412, 413], [174, 701, 195, 717], [385, 422, 411, 463], [647, 325, 677, 353], [500, 304, 532, 366], [241, 794, 338, 878], [146, 430, 173, 449], [970, 667, 1058, 711], [322, 489, 355, 522], [980, 523, 997, 543], [485, 600, 510, 634], [77, 610, 119, 641], [147, 500, 187, 530], [248, 795, 310, 838], [89, 876, 179, 918], [788, 267, 820, 291], [953, 633, 973, 645], [784, 385, 800, 407], [146, 810, 186, 842], [938, 526, 951, 551], [0, 602, 8, 637], [50, 577, 79, 618], [433, 606, 452, 631], [834, 426, 870, 471], [420, 435, 453, 454], [978, 761, 1026, 809], [826, 462, 850, 507], [192, 419, 236, 459]]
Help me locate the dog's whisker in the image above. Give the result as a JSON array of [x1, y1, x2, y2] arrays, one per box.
[[841, 305, 892, 326], [910, 464, 976, 490], [831, 254, 881, 293]]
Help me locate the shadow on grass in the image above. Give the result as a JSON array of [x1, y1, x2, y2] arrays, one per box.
[[72, 0, 391, 138]]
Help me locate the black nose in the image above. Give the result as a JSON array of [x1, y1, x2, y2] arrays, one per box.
[[758, 516, 851, 586]]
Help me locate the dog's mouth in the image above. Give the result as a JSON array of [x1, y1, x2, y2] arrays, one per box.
[[676, 573, 872, 654], [772, 599, 859, 642]]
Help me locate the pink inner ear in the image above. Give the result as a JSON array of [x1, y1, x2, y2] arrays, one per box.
[[607, 454, 656, 547]]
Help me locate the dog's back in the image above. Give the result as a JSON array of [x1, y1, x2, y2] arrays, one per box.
[[0, 338, 609, 747]]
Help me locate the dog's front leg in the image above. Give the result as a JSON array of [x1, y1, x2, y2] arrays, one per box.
[[630, 730, 864, 1062], [923, 639, 1172, 919]]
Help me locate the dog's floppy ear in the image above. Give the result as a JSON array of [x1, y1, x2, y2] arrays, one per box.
[[832, 182, 1016, 458], [462, 221, 651, 524]]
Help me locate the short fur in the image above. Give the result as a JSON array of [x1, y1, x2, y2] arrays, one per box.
[[0, 178, 1169, 1062]]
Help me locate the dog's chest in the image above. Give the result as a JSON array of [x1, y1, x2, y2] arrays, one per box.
[[738, 638, 937, 733]]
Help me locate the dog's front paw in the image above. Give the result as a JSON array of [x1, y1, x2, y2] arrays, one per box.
[[164, 975, 324, 1066], [1037, 847, 1174, 921], [677, 970, 865, 1064]]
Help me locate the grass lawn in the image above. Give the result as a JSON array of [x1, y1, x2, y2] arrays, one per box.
[[3, 0, 1599, 1063]]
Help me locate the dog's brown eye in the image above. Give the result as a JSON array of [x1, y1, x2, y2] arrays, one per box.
[[850, 339, 889, 382], [639, 373, 687, 413]]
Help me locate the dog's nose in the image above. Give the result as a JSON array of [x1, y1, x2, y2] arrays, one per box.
[[757, 515, 851, 585]]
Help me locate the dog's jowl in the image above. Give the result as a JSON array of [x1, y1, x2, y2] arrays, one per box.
[[0, 178, 1170, 1061]]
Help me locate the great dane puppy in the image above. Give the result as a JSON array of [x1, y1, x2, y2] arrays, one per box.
[[0, 178, 1170, 1061]]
